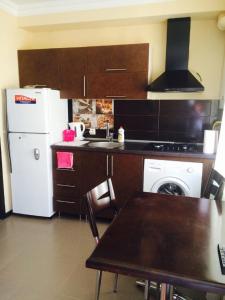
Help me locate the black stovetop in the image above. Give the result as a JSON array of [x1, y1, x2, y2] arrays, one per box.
[[143, 142, 203, 153], [120, 141, 204, 153]]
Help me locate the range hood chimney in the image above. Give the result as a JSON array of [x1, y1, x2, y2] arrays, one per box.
[[148, 17, 204, 92]]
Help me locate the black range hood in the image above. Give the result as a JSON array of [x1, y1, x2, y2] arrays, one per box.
[[148, 17, 204, 92]]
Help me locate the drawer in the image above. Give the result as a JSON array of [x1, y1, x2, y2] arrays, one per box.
[[54, 184, 80, 199], [54, 197, 80, 215], [54, 169, 78, 186]]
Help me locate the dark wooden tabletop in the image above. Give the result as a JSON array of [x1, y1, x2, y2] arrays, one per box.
[[86, 192, 225, 294]]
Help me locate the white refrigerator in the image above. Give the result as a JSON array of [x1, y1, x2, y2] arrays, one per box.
[[7, 88, 68, 217]]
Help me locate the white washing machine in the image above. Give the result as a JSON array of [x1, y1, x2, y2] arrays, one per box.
[[143, 159, 203, 197]]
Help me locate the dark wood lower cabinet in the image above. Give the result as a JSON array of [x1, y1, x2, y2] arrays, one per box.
[[79, 151, 108, 217], [79, 151, 108, 195], [52, 149, 111, 217], [79, 152, 143, 218], [52, 150, 82, 216], [52, 149, 143, 219], [54, 198, 81, 215], [52, 148, 214, 219], [110, 153, 143, 208]]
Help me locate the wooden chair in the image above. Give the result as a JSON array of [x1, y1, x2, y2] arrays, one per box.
[[85, 178, 119, 300], [85, 178, 151, 300], [203, 169, 225, 201]]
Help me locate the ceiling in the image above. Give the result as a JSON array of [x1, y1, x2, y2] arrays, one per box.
[[0, 0, 174, 16]]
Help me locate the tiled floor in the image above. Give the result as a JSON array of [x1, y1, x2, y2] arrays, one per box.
[[0, 214, 218, 300], [0, 215, 150, 300]]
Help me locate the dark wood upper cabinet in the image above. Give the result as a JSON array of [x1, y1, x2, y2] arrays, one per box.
[[87, 44, 149, 73], [18, 43, 149, 99], [86, 44, 149, 99], [58, 48, 87, 99], [18, 49, 60, 89], [87, 72, 147, 99]]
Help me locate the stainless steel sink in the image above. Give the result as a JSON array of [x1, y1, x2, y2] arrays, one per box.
[[88, 141, 121, 149]]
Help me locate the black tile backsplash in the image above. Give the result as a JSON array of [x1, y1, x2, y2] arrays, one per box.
[[115, 115, 158, 131], [159, 100, 212, 117], [159, 116, 211, 142], [119, 130, 159, 140], [114, 100, 219, 143], [114, 100, 159, 115]]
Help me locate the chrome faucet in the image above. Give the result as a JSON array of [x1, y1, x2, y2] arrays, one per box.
[[105, 121, 113, 141]]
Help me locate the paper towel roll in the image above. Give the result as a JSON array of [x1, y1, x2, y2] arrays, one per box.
[[203, 130, 219, 154]]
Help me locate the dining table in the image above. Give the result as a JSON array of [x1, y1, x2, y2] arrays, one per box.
[[86, 192, 225, 299]]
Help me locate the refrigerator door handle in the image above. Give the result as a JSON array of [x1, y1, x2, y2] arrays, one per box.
[[34, 148, 40, 160], [6, 96, 12, 173]]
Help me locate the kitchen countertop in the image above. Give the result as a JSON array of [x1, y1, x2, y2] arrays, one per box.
[[52, 139, 216, 160]]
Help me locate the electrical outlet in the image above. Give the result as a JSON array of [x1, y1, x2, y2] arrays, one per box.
[[89, 128, 96, 135]]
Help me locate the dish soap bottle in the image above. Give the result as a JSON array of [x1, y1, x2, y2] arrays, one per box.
[[118, 126, 125, 143]]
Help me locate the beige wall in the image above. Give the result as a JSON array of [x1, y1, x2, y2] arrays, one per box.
[[0, 10, 31, 212], [21, 18, 225, 100], [0, 0, 225, 212], [18, 0, 225, 30]]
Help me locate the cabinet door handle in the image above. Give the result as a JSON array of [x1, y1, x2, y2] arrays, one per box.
[[56, 168, 75, 172], [56, 199, 76, 204], [57, 184, 76, 188], [105, 96, 127, 98], [106, 154, 109, 176], [105, 68, 127, 72], [83, 75, 86, 97], [111, 155, 113, 177]]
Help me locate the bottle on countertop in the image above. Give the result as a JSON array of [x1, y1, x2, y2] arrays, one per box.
[[118, 126, 125, 143]]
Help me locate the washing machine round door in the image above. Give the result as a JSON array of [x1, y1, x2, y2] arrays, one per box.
[[152, 177, 190, 196]]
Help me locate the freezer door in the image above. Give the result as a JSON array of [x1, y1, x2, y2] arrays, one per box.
[[9, 133, 54, 217], [7, 88, 54, 133]]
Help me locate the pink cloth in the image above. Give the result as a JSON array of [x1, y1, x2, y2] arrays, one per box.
[[56, 152, 73, 169]]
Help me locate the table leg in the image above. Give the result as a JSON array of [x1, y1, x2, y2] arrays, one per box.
[[144, 280, 151, 300], [95, 270, 102, 300], [168, 285, 174, 300], [113, 273, 118, 292], [160, 283, 173, 300], [160, 283, 167, 300]]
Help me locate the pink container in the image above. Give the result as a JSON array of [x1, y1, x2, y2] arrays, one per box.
[[63, 129, 75, 142]]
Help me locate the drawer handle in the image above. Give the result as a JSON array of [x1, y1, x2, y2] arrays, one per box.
[[83, 75, 86, 97], [111, 155, 113, 176], [56, 200, 76, 204], [57, 184, 76, 188], [105, 96, 127, 98], [106, 154, 109, 176], [56, 168, 75, 172], [105, 68, 127, 72]]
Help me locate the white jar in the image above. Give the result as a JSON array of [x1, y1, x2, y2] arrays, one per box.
[[118, 126, 125, 143]]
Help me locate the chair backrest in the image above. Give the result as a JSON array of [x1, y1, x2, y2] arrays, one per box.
[[203, 169, 225, 201], [85, 178, 118, 243]]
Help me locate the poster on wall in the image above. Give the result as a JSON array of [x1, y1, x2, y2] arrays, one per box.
[[73, 99, 95, 114], [72, 99, 114, 129], [97, 114, 114, 129], [96, 99, 113, 114]]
